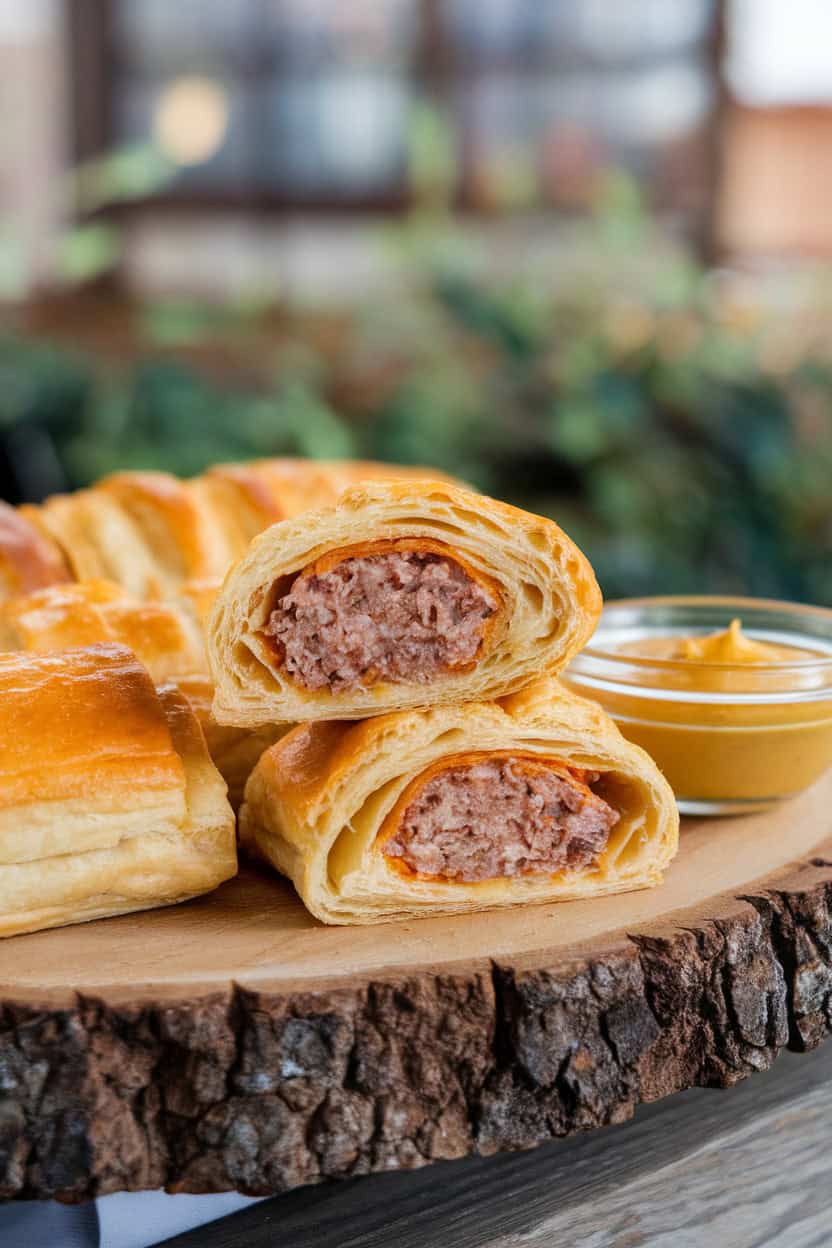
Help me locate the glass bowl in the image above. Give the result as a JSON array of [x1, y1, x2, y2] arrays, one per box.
[[562, 596, 832, 815]]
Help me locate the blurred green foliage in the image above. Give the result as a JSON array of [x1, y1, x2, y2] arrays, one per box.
[[3, 175, 832, 605]]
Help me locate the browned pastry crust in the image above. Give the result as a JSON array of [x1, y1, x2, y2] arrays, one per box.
[[0, 643, 236, 937], [0, 502, 70, 601], [0, 580, 284, 807], [235, 458, 465, 521], [0, 579, 205, 683], [191, 463, 286, 554], [209, 479, 602, 724], [238, 676, 678, 924], [26, 458, 465, 602]]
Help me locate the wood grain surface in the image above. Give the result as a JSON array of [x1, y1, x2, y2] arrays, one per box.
[[156, 1039, 832, 1248], [1, 772, 830, 1003], [0, 774, 831, 1202]]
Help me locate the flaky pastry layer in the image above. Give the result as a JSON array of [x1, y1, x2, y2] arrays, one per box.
[[239, 676, 678, 924], [18, 459, 463, 603], [0, 580, 285, 808], [0, 644, 236, 936], [209, 480, 602, 725]]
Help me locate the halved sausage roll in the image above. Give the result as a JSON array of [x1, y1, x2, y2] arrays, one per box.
[[209, 480, 601, 725], [239, 677, 678, 924], [0, 580, 284, 807], [0, 644, 237, 937]]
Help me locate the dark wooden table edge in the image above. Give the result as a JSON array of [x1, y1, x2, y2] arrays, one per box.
[[150, 1038, 832, 1248], [1, 842, 831, 1203]]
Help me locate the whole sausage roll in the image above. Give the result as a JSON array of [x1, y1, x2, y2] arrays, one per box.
[[0, 644, 237, 937], [0, 580, 284, 808], [239, 677, 678, 924], [208, 480, 602, 726]]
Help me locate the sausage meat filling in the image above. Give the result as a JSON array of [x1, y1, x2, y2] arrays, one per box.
[[384, 757, 619, 882], [266, 550, 498, 692]]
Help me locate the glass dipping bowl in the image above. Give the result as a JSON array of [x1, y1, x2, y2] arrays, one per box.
[[562, 596, 832, 816]]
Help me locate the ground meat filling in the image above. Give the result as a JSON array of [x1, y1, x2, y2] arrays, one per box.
[[384, 758, 619, 882], [266, 551, 498, 692]]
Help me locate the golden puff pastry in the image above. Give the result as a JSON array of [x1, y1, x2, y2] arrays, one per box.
[[208, 479, 602, 726], [0, 579, 284, 807], [174, 673, 288, 810], [231, 458, 466, 522], [33, 471, 239, 599], [190, 462, 286, 556], [0, 644, 237, 937], [27, 459, 465, 603], [0, 502, 70, 602], [239, 676, 679, 924], [0, 578, 206, 684], [176, 578, 222, 629]]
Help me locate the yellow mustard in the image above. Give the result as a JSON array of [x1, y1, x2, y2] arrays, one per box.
[[564, 618, 832, 811]]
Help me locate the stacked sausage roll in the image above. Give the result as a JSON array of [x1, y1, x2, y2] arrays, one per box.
[[209, 478, 679, 924], [0, 458, 678, 935]]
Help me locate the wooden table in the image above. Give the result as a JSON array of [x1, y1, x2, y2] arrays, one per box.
[[1, 777, 832, 1231], [157, 1037, 832, 1247]]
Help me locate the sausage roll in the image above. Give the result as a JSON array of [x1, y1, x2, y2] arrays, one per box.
[[239, 677, 679, 924], [0, 580, 283, 807], [0, 502, 70, 602], [0, 644, 237, 937], [208, 480, 601, 726]]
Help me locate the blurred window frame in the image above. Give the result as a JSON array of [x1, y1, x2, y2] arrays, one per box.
[[67, 0, 724, 231]]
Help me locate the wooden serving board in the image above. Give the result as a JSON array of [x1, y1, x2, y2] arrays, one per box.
[[2, 773, 832, 1203]]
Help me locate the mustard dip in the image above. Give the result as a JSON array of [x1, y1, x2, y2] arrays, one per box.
[[636, 617, 808, 665], [564, 610, 832, 814]]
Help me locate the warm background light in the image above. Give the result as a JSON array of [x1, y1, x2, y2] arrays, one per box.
[[153, 75, 228, 166]]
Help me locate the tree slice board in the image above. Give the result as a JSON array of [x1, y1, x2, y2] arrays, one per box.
[[1, 773, 831, 1202]]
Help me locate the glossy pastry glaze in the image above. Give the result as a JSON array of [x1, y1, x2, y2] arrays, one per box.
[[0, 644, 186, 813], [0, 643, 236, 937], [0, 579, 285, 809], [0, 502, 69, 600], [0, 579, 206, 683]]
